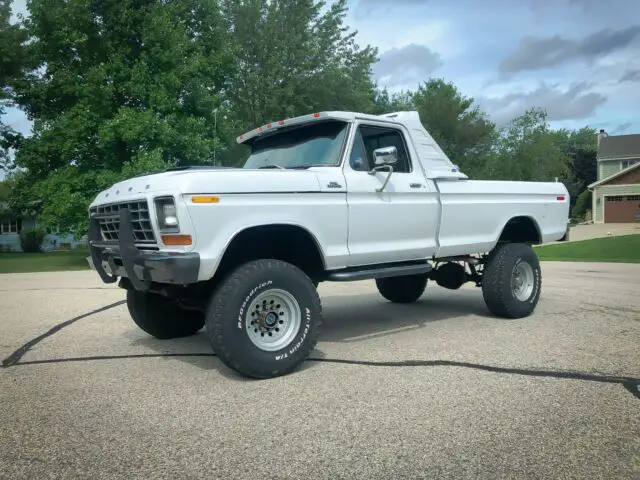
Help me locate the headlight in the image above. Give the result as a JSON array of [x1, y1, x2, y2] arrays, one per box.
[[154, 196, 180, 233]]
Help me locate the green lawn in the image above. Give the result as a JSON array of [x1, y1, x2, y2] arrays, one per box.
[[0, 250, 91, 274], [1, 235, 638, 274], [535, 234, 640, 263]]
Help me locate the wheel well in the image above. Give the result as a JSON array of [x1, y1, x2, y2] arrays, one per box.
[[498, 216, 542, 245], [214, 224, 325, 283]]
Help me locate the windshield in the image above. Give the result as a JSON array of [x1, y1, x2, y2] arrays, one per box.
[[243, 120, 348, 169]]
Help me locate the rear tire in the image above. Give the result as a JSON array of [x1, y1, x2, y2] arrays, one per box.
[[375, 274, 428, 303], [126, 290, 205, 339], [482, 242, 541, 319], [205, 259, 322, 379]]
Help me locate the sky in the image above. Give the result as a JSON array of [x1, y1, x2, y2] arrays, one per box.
[[3, 0, 640, 139], [347, 0, 640, 133]]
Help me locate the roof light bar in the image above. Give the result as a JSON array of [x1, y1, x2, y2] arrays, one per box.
[[236, 112, 329, 144]]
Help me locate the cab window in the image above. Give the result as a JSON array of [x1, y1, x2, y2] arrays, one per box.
[[352, 125, 412, 173]]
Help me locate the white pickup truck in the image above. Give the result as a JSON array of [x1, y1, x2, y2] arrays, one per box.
[[88, 110, 570, 378]]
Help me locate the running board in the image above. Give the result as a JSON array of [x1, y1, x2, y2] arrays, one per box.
[[326, 262, 432, 282]]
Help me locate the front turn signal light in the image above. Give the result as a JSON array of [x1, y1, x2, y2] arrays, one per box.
[[191, 195, 219, 204], [161, 234, 192, 246]]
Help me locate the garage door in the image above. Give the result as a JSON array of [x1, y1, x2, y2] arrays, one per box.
[[604, 195, 640, 223]]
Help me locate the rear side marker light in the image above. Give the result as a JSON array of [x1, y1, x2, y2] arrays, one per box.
[[161, 234, 192, 246], [557, 196, 565, 201]]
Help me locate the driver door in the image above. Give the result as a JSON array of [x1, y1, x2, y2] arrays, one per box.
[[342, 122, 440, 267]]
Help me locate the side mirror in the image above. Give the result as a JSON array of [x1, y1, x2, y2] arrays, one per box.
[[370, 146, 397, 193], [373, 146, 398, 166]]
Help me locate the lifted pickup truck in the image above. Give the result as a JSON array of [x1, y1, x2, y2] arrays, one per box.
[[88, 110, 570, 378]]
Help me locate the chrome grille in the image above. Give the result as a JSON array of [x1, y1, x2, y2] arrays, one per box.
[[89, 200, 156, 245]]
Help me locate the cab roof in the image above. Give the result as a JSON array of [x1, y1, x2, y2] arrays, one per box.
[[236, 110, 468, 180], [236, 111, 416, 144]]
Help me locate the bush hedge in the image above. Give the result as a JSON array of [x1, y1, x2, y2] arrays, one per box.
[[19, 229, 46, 253], [571, 189, 591, 223]]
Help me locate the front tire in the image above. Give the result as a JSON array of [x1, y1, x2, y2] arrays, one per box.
[[482, 242, 542, 319], [375, 274, 428, 303], [205, 259, 322, 379], [126, 290, 205, 339]]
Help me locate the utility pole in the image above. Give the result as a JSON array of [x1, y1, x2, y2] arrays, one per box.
[[213, 108, 218, 166]]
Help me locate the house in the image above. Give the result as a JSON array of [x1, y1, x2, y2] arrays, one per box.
[[588, 130, 640, 223], [0, 192, 87, 252], [0, 211, 87, 252]]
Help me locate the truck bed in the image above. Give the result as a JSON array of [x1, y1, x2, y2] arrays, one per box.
[[434, 179, 570, 258]]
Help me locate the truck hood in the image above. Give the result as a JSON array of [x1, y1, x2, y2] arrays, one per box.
[[91, 167, 325, 204]]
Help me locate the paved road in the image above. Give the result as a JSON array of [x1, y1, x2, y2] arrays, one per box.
[[567, 222, 640, 242], [1, 263, 639, 479]]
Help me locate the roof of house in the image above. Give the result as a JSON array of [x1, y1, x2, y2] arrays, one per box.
[[589, 161, 640, 188], [598, 133, 640, 159]]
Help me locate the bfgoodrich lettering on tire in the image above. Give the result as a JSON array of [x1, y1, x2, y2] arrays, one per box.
[[205, 259, 322, 379], [481, 242, 542, 319]]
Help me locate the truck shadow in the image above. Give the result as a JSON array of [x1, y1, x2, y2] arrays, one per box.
[[318, 289, 488, 343], [7, 293, 639, 398], [131, 288, 490, 378]]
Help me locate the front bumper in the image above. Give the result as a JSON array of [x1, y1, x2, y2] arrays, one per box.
[[88, 208, 200, 291]]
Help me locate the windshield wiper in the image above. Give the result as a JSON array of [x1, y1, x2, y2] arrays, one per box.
[[287, 164, 329, 170], [257, 164, 286, 169]]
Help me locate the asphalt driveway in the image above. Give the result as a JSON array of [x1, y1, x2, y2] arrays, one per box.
[[1, 263, 639, 479]]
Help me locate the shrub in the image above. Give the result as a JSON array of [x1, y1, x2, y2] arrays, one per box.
[[571, 189, 591, 222], [19, 229, 46, 253]]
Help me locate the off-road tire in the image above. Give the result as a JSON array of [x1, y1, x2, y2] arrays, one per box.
[[482, 242, 542, 319], [375, 274, 428, 303], [205, 259, 322, 379], [126, 290, 205, 339]]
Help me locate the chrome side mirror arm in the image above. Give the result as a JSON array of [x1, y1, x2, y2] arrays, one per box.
[[369, 165, 394, 192]]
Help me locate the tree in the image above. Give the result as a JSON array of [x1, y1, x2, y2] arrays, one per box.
[[410, 79, 498, 178], [0, 0, 29, 173], [550, 126, 597, 198], [10, 0, 233, 234], [571, 188, 591, 222], [487, 108, 569, 182], [221, 0, 378, 131], [369, 87, 413, 115]]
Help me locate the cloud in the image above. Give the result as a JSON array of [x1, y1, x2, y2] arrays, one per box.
[[478, 82, 607, 125], [499, 26, 640, 74], [612, 122, 632, 134], [620, 69, 640, 83], [1, 107, 32, 136], [9, 0, 28, 22], [352, 0, 430, 19], [372, 44, 443, 87]]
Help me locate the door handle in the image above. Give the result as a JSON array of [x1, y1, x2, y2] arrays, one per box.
[[410, 183, 423, 188]]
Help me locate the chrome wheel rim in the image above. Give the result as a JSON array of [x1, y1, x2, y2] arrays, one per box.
[[511, 260, 535, 301], [245, 288, 301, 351]]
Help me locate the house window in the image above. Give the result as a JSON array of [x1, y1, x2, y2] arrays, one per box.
[[622, 159, 639, 169], [1, 219, 20, 234]]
